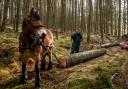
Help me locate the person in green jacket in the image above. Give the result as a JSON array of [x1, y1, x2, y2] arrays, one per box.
[[71, 29, 82, 54]]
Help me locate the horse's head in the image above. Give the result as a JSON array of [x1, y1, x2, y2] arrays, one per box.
[[22, 8, 43, 33], [28, 10, 43, 29]]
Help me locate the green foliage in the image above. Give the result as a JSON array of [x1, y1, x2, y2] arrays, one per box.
[[68, 77, 92, 89], [68, 57, 127, 89], [8, 80, 34, 89], [92, 67, 115, 89], [116, 57, 127, 66], [0, 69, 10, 80], [53, 35, 71, 56], [93, 66, 103, 73], [0, 34, 17, 43], [98, 70, 113, 88]]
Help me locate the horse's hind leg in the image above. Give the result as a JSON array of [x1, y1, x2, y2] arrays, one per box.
[[20, 61, 28, 84]]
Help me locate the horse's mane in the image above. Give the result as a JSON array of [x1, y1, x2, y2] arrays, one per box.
[[22, 17, 28, 31], [31, 8, 41, 21]]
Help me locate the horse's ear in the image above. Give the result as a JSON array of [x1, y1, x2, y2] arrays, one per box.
[[30, 8, 34, 15]]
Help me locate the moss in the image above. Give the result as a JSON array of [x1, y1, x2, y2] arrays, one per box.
[[93, 66, 103, 73], [116, 57, 127, 66], [92, 67, 114, 89], [68, 77, 93, 89], [99, 70, 113, 88]]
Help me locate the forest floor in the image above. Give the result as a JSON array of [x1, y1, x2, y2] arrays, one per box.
[[0, 32, 128, 89]]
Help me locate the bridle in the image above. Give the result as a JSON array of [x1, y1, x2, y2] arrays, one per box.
[[25, 16, 62, 64], [26, 16, 51, 52], [26, 16, 43, 29]]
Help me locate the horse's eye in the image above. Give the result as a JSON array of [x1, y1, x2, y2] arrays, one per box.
[[30, 17, 36, 21]]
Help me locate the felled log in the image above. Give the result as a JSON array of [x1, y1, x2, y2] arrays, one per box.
[[54, 48, 106, 68], [96, 42, 119, 49]]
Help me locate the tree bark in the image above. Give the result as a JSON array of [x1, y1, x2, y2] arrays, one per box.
[[81, 0, 84, 33], [87, 0, 93, 44], [46, 0, 51, 28], [118, 0, 121, 38], [1, 0, 10, 31], [99, 0, 104, 43], [96, 42, 119, 49], [61, 0, 66, 32], [15, 0, 21, 32]]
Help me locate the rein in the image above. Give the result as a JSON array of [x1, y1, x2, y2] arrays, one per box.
[[40, 42, 62, 64]]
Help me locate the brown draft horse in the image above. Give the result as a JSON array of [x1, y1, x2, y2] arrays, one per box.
[[19, 9, 53, 89]]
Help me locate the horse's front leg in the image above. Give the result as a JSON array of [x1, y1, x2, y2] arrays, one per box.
[[41, 55, 46, 71], [47, 50, 53, 70], [20, 60, 28, 84], [35, 54, 41, 89]]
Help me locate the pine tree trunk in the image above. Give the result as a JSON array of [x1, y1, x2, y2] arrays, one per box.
[[0, 0, 3, 26], [46, 0, 51, 28], [118, 0, 121, 38], [15, 0, 21, 32], [87, 0, 93, 44], [127, 0, 128, 34], [1, 0, 10, 31], [99, 0, 104, 43], [61, 0, 66, 32], [81, 0, 84, 33]]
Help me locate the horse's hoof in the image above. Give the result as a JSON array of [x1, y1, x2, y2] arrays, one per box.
[[25, 75, 28, 80], [35, 87, 41, 89], [47, 62, 53, 70], [19, 80, 26, 84], [20, 77, 28, 84], [35, 82, 41, 89], [41, 65, 46, 71], [47, 66, 52, 70], [19, 58, 21, 61]]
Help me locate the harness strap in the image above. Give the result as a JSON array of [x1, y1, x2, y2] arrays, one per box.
[[40, 42, 61, 64], [34, 25, 44, 29]]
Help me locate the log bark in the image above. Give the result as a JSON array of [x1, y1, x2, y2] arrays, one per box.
[[54, 48, 106, 68], [96, 42, 119, 49]]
